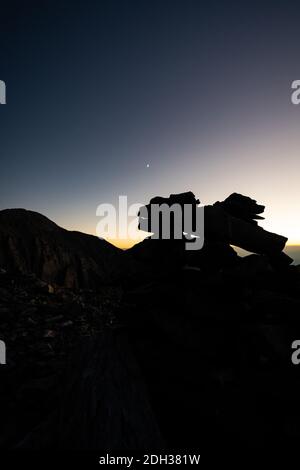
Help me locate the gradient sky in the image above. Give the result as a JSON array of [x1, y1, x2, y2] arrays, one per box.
[[1, 0, 300, 247]]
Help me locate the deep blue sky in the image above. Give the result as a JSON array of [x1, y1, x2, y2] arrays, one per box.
[[1, 0, 300, 246]]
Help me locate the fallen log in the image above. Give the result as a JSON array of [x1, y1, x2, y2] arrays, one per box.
[[17, 329, 164, 450]]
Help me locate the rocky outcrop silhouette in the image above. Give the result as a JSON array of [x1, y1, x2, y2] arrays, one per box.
[[131, 191, 293, 273], [125, 192, 300, 450]]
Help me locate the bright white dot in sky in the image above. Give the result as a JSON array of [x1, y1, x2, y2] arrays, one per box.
[[146, 163, 150, 168]]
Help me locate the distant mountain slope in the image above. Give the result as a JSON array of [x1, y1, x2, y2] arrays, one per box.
[[285, 246, 300, 265], [0, 209, 131, 289]]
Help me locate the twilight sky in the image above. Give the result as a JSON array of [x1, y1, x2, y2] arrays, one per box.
[[1, 0, 300, 247]]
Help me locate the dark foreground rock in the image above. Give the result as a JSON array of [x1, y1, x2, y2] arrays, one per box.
[[0, 269, 122, 448], [124, 254, 300, 449]]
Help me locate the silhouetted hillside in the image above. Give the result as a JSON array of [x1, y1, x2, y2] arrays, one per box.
[[0, 209, 133, 289]]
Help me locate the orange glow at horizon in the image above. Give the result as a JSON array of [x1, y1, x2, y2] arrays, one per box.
[[106, 238, 300, 250], [107, 238, 140, 249]]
